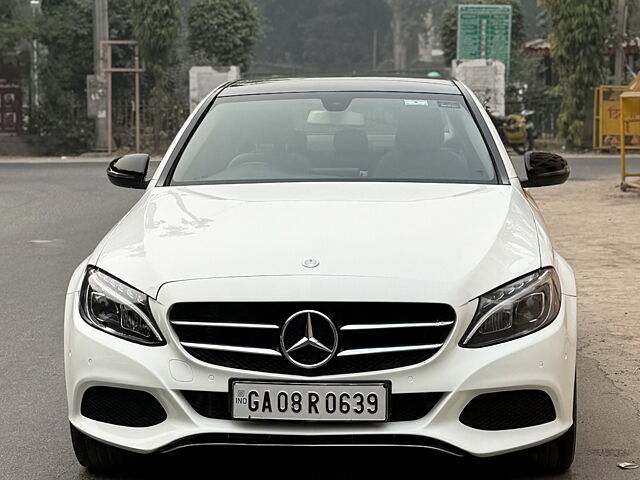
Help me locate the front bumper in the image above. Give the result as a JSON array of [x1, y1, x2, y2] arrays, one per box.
[[64, 278, 577, 457]]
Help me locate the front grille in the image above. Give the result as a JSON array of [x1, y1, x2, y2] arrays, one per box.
[[459, 390, 556, 430], [181, 390, 443, 422], [169, 302, 456, 376], [80, 386, 167, 427]]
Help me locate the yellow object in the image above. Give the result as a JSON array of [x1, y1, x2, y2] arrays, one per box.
[[593, 75, 640, 151], [618, 91, 640, 191], [502, 113, 529, 144]]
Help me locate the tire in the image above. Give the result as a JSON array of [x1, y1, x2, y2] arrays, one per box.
[[526, 137, 535, 152], [525, 382, 577, 474], [70, 423, 141, 472], [513, 143, 527, 155], [512, 133, 535, 155]]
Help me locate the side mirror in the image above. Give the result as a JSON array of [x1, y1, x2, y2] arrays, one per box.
[[107, 153, 150, 189], [521, 151, 570, 188]]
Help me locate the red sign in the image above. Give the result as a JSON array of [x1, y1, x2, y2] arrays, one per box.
[[0, 65, 21, 134]]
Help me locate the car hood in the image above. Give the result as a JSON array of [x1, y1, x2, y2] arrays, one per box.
[[95, 182, 541, 305]]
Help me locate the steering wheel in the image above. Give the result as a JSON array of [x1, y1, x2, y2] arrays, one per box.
[[227, 154, 270, 170]]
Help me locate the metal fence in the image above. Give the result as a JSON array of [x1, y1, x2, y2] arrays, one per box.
[[506, 98, 562, 136]]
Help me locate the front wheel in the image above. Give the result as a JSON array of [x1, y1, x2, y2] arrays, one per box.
[[70, 423, 142, 472], [524, 382, 577, 473], [526, 131, 536, 151], [527, 420, 576, 473], [512, 137, 534, 155], [512, 143, 527, 154]]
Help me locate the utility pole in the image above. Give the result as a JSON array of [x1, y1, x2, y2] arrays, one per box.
[[93, 0, 109, 151], [29, 1, 41, 109], [385, 0, 407, 72], [424, 9, 433, 63], [614, 0, 627, 85], [372, 29, 378, 71]]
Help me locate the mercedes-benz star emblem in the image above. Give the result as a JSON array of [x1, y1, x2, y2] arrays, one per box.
[[280, 310, 338, 369]]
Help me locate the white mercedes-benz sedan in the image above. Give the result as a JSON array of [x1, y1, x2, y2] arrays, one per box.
[[64, 77, 576, 472]]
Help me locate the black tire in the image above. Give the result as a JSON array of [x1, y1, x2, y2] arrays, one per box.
[[512, 134, 534, 155], [527, 422, 576, 473], [70, 423, 141, 472], [526, 136, 535, 152], [525, 383, 577, 474], [513, 143, 527, 155]]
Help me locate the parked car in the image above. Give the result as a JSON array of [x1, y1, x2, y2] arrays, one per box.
[[64, 77, 576, 473]]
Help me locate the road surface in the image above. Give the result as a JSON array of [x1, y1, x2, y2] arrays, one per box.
[[0, 157, 639, 479]]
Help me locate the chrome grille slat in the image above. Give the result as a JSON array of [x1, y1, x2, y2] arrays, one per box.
[[337, 344, 443, 357], [169, 302, 456, 376], [340, 321, 454, 331], [170, 321, 278, 329], [181, 342, 282, 357]]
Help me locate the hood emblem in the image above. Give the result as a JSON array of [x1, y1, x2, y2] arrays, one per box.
[[280, 310, 338, 369], [302, 258, 319, 268]]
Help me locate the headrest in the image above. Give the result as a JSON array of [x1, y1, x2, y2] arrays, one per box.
[[254, 109, 295, 149], [334, 129, 369, 153], [395, 107, 445, 152], [288, 130, 308, 154]]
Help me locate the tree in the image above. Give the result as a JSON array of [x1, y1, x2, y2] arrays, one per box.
[[187, 0, 261, 72], [301, 0, 390, 71], [519, 0, 546, 40], [440, 0, 524, 65], [130, 0, 180, 74], [106, 0, 136, 98], [32, 0, 94, 153], [253, 0, 391, 72], [0, 0, 33, 65], [385, 0, 431, 71], [545, 0, 614, 147], [253, 0, 318, 66]]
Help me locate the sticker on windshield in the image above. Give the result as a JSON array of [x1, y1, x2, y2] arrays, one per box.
[[404, 99, 428, 107], [438, 100, 461, 109]]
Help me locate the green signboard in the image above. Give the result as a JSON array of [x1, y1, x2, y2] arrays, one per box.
[[456, 4, 512, 73]]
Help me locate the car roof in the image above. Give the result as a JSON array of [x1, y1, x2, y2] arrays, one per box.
[[217, 77, 461, 97]]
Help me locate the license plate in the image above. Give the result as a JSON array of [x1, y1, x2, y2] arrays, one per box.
[[231, 381, 388, 421]]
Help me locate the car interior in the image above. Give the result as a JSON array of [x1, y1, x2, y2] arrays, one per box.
[[171, 96, 496, 183]]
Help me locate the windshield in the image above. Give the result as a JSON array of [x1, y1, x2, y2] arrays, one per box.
[[170, 92, 497, 185]]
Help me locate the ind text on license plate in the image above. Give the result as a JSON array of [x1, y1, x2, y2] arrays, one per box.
[[231, 381, 388, 421]]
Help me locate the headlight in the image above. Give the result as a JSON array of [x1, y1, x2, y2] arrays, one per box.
[[80, 268, 165, 346], [460, 268, 561, 348]]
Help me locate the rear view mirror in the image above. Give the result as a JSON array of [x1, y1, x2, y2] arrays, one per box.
[[521, 151, 570, 188], [307, 110, 365, 126], [107, 154, 150, 189]]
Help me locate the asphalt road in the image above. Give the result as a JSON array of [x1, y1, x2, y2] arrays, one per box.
[[511, 153, 640, 181], [1, 158, 639, 479]]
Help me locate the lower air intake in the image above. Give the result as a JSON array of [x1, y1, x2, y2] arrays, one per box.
[[459, 389, 556, 430], [81, 386, 167, 427]]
